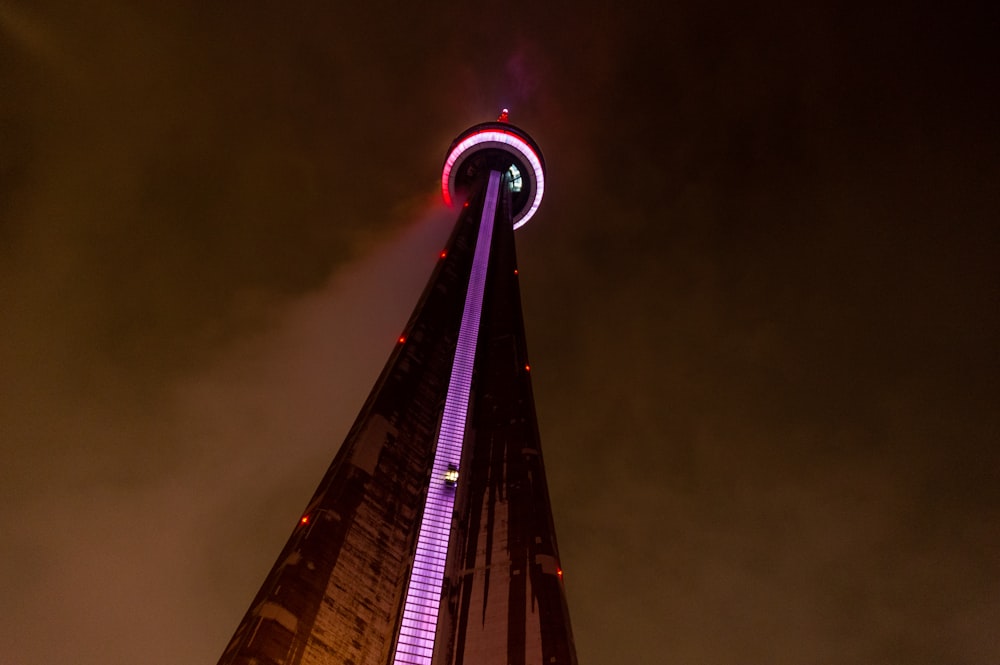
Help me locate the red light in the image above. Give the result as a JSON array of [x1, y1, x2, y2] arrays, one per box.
[[398, 336, 406, 344], [300, 515, 310, 525], [557, 568, 563, 577], [514, 269, 519, 275], [440, 250, 447, 258], [463, 202, 469, 208], [524, 364, 531, 372]]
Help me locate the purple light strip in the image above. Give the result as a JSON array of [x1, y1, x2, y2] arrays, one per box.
[[391, 170, 503, 665]]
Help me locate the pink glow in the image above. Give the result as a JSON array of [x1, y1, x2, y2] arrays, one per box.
[[441, 129, 544, 229]]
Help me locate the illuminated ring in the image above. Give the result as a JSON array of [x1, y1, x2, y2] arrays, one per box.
[[441, 127, 545, 230]]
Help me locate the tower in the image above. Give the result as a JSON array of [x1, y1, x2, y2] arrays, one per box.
[[218, 115, 577, 665]]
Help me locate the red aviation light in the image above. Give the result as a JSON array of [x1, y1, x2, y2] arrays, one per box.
[[498, 108, 510, 122], [398, 336, 406, 344], [524, 364, 531, 372], [439, 250, 447, 259], [557, 567, 563, 578], [300, 515, 310, 525], [513, 269, 519, 275]]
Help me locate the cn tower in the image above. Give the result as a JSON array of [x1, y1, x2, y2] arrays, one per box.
[[218, 113, 577, 665]]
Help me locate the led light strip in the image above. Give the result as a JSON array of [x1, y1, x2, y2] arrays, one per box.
[[391, 169, 503, 665], [441, 129, 544, 230]]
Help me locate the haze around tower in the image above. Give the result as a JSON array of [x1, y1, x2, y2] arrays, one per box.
[[2, 2, 998, 664]]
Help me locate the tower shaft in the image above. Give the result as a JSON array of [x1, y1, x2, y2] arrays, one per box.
[[218, 124, 574, 665]]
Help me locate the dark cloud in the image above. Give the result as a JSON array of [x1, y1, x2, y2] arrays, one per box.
[[2, 2, 997, 664]]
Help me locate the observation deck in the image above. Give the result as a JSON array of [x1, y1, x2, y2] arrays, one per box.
[[441, 120, 546, 229]]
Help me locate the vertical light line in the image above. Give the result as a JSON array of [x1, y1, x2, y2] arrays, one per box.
[[391, 170, 503, 665]]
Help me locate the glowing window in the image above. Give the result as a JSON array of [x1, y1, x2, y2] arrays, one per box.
[[508, 164, 523, 193]]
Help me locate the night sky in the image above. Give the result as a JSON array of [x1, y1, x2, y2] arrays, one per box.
[[2, 2, 998, 663]]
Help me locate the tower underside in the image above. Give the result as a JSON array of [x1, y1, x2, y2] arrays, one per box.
[[218, 125, 575, 665]]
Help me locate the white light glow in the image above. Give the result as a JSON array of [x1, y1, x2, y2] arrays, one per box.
[[508, 164, 523, 193]]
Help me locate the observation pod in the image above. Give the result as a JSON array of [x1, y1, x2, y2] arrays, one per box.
[[442, 121, 546, 229]]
